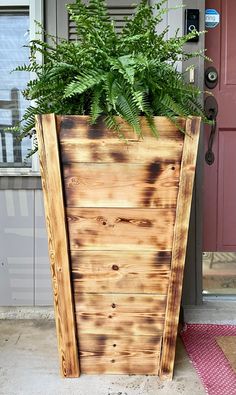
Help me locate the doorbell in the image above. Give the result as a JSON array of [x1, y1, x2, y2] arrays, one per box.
[[185, 9, 200, 42]]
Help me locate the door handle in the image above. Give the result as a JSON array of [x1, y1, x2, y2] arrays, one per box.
[[205, 114, 217, 165], [204, 96, 218, 166]]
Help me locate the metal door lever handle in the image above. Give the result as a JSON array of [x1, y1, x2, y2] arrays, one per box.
[[204, 96, 218, 166], [205, 110, 217, 165]]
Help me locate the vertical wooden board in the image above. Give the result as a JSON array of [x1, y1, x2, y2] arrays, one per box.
[[79, 334, 161, 374], [159, 117, 201, 380], [67, 208, 175, 250], [63, 163, 180, 208], [36, 114, 80, 377], [71, 251, 171, 294]]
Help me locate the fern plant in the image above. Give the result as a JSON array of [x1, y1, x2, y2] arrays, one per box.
[[14, 0, 206, 152]]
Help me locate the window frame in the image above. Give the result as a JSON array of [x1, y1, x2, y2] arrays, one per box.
[[0, 0, 43, 176]]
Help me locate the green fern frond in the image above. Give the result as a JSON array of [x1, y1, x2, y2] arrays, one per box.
[[131, 89, 145, 112], [116, 91, 142, 136], [90, 86, 103, 124], [12, 64, 41, 73], [104, 114, 126, 141], [13, 0, 206, 155], [64, 70, 106, 98], [145, 114, 159, 138]]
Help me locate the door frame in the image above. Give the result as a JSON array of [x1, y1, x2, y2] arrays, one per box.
[[182, 0, 206, 306]]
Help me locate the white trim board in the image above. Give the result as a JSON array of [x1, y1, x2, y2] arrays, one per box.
[[0, 0, 29, 5]]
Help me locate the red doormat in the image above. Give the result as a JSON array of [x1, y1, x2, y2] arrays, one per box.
[[181, 324, 236, 395]]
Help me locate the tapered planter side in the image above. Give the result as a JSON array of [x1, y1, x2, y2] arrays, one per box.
[[36, 114, 80, 377], [159, 117, 200, 379], [36, 115, 201, 379]]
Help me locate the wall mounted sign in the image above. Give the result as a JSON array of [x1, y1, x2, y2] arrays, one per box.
[[205, 9, 220, 29]]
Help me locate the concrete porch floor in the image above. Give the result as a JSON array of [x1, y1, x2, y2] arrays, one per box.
[[0, 320, 205, 395]]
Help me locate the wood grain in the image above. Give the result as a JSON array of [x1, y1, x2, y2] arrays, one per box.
[[79, 334, 161, 374], [75, 293, 167, 336], [60, 115, 186, 137], [71, 251, 171, 294], [159, 117, 201, 380], [38, 114, 200, 378], [67, 208, 175, 250], [59, 116, 184, 164], [63, 163, 180, 208], [35, 114, 80, 378]]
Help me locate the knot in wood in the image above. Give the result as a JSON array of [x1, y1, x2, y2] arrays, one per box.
[[50, 252, 55, 260], [111, 303, 116, 308], [112, 265, 119, 271], [70, 177, 80, 186], [96, 216, 107, 226]]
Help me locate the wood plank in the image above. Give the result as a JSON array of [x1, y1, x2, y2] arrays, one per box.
[[75, 293, 167, 336], [35, 114, 80, 378], [63, 163, 180, 208], [67, 208, 175, 250], [71, 251, 171, 294], [59, 116, 184, 163], [59, 115, 186, 138], [79, 334, 161, 374], [159, 117, 201, 380], [61, 139, 184, 164]]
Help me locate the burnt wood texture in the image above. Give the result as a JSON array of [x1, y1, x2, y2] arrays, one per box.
[[36, 114, 80, 377], [36, 115, 201, 379]]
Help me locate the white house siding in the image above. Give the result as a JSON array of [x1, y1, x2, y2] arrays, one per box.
[[0, 190, 52, 305]]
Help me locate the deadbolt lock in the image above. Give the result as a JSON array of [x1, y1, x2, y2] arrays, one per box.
[[205, 67, 218, 89], [208, 71, 217, 82]]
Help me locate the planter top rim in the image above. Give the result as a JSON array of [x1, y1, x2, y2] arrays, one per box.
[[37, 114, 198, 121]]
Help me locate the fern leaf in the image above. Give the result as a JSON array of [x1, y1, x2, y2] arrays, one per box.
[[116, 91, 142, 137], [90, 86, 103, 124], [64, 71, 106, 98]]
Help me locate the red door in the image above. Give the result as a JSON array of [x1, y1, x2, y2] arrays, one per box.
[[204, 0, 236, 252]]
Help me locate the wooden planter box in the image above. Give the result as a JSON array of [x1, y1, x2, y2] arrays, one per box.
[[36, 114, 200, 380]]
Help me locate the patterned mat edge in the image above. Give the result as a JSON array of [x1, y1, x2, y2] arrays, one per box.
[[180, 323, 236, 395]]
